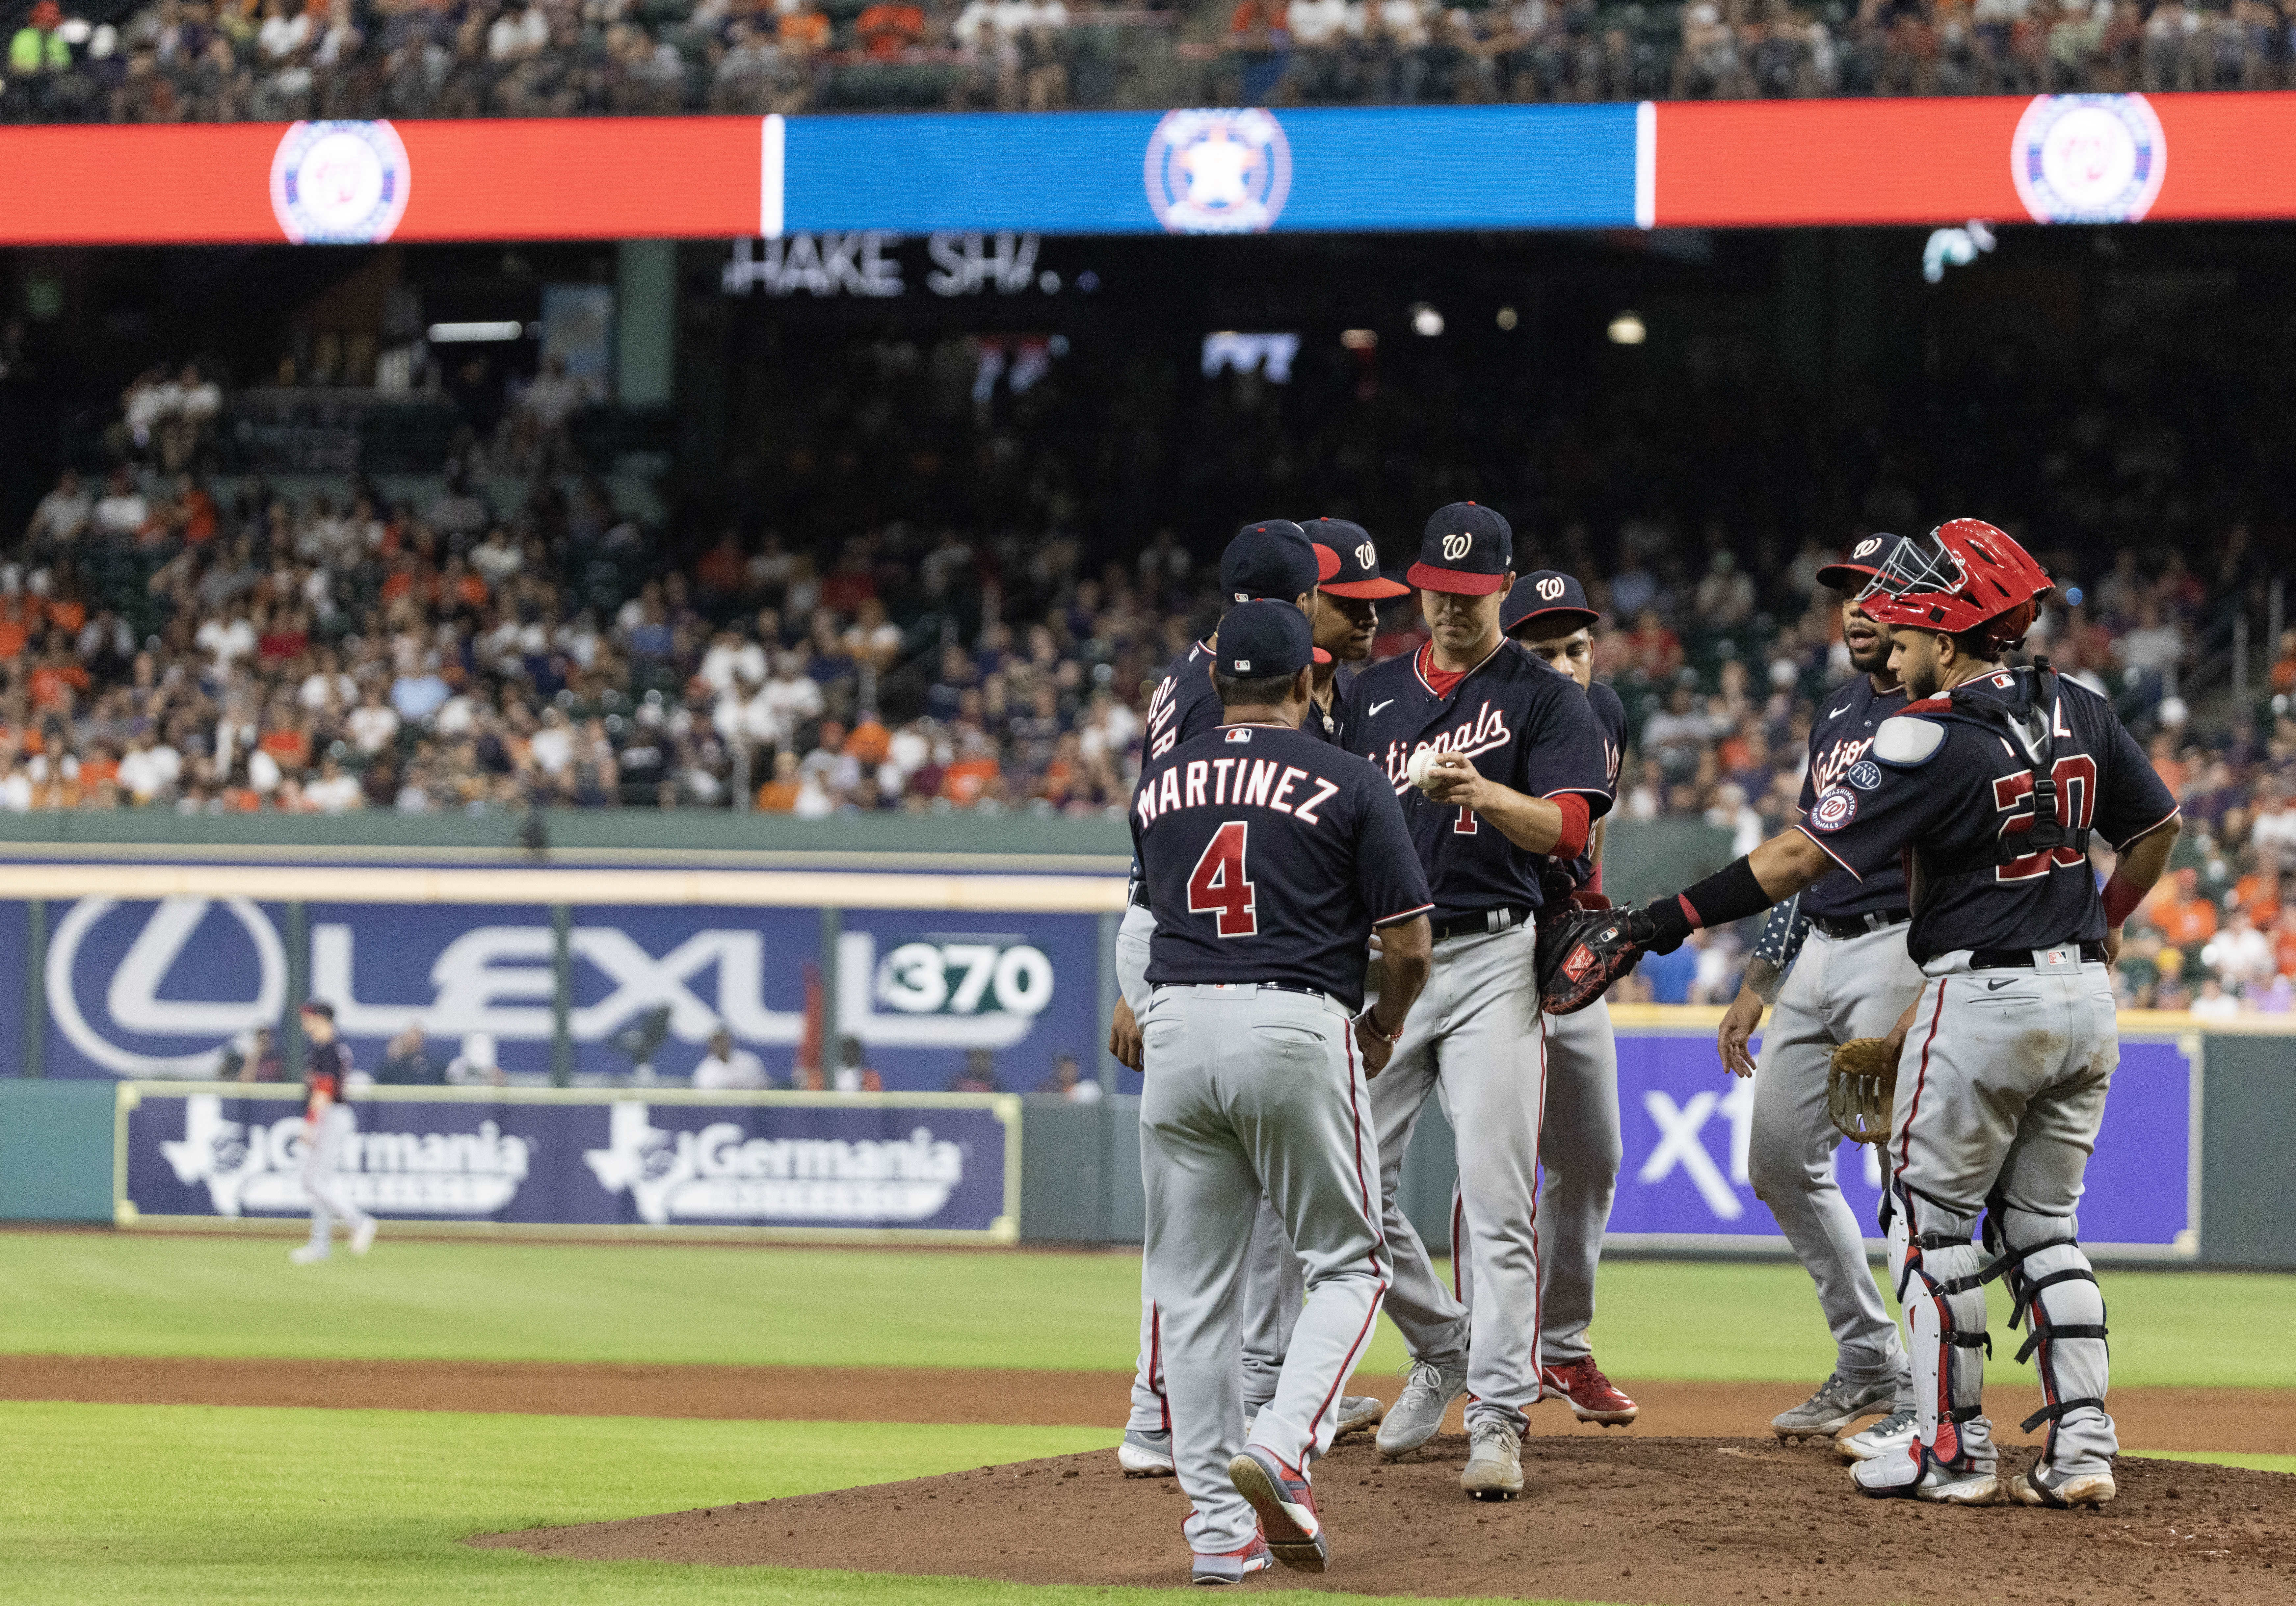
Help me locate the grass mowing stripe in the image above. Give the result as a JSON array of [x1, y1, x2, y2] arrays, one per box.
[[6, 1234, 2292, 1388], [0, 1402, 1608, 1606], [2141, 1450, 2296, 1476]]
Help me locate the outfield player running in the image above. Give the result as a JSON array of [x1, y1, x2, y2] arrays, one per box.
[[1546, 520, 2179, 1510], [289, 1000, 377, 1265], [1344, 505, 1613, 1500], [1493, 570, 1637, 1428], [1713, 539, 1925, 1457], [1113, 521, 1386, 1475], [1131, 600, 1435, 1583]]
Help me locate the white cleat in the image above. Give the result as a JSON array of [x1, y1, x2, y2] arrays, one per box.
[[351, 1218, 378, 1256], [1118, 1428, 1175, 1477], [1834, 1405, 1917, 1463], [289, 1243, 330, 1265], [2010, 1464, 2116, 1509]]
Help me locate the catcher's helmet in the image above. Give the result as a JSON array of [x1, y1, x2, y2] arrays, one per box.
[[1858, 518, 2053, 651]]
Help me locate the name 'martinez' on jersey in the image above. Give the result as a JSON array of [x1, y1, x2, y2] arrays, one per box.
[[1131, 723, 1431, 1008]]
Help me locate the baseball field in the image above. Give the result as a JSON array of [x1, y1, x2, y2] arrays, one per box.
[[5, 1230, 2291, 1604]]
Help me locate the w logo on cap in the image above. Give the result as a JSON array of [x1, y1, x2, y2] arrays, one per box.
[[1355, 541, 1376, 569], [1441, 533, 1472, 561], [1537, 577, 1565, 601]]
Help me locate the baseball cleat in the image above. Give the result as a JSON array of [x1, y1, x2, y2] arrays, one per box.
[[1228, 1447, 1327, 1574], [1852, 1444, 1999, 1505], [1834, 1405, 1917, 1463], [1120, 1428, 1176, 1477], [288, 1244, 330, 1265], [1334, 1395, 1385, 1439], [2010, 1463, 2116, 1509], [1541, 1357, 1638, 1426], [1376, 1356, 1469, 1458], [1772, 1370, 1896, 1440], [1191, 1535, 1274, 1586], [1460, 1419, 1524, 1501], [351, 1218, 378, 1256]]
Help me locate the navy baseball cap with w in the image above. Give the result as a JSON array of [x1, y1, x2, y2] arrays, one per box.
[[1218, 599, 1331, 679], [1502, 570, 1600, 636], [1219, 519, 1331, 604], [1303, 518, 1410, 599], [1408, 502, 1513, 596]]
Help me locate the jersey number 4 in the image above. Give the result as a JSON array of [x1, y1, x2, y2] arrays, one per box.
[[1187, 821, 1258, 937], [1992, 755, 2097, 881]]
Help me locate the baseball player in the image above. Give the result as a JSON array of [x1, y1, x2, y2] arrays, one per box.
[[1131, 599, 1434, 1583], [1713, 538, 1927, 1458], [1546, 520, 2180, 1510], [1114, 522, 1387, 1476], [288, 1000, 377, 1265], [1300, 518, 1410, 743], [1343, 504, 1613, 1500], [1485, 569, 1638, 1427]]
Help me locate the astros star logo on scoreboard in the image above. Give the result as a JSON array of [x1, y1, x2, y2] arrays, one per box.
[[1144, 108, 1293, 236]]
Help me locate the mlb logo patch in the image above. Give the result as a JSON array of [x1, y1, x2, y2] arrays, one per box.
[[1226, 728, 1253, 743]]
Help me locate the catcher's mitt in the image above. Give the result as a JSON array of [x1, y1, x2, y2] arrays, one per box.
[[1537, 905, 1644, 1016], [1826, 1037, 1898, 1144]]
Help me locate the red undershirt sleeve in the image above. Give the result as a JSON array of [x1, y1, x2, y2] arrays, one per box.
[[1551, 792, 1590, 862]]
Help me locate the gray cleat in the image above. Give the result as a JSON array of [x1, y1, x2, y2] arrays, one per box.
[[1834, 1405, 1918, 1463], [1460, 1419, 1524, 1500], [1772, 1370, 1896, 1440], [1119, 1427, 1175, 1476], [1334, 1395, 1385, 1439], [1376, 1357, 1470, 1458]]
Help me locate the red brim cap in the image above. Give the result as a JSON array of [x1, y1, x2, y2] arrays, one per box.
[[1816, 563, 1884, 593], [1407, 563, 1509, 596], [1314, 545, 1341, 583], [1321, 575, 1411, 599], [1312, 647, 1333, 663]]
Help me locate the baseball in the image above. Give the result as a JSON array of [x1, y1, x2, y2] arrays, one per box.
[[1407, 747, 1444, 792]]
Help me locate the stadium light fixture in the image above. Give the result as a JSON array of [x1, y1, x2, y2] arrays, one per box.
[[427, 321, 527, 344], [1339, 329, 1377, 349], [1409, 303, 1443, 338], [1607, 312, 1647, 346], [1496, 306, 1518, 330]]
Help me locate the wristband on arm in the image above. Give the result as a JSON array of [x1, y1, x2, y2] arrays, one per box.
[[2101, 872, 2147, 928], [1638, 853, 1777, 954]]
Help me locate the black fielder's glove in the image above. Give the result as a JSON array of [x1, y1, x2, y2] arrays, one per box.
[[1536, 899, 1689, 1016]]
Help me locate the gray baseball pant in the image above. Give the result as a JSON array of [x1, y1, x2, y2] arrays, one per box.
[[1139, 984, 1388, 1556], [301, 1104, 373, 1252], [1890, 950, 2120, 1478], [1370, 922, 1544, 1433], [1749, 923, 1923, 1395], [1119, 905, 1304, 1434]]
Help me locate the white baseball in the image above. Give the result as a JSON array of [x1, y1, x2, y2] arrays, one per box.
[[1407, 747, 1443, 792]]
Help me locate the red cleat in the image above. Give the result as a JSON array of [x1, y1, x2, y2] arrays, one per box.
[[1541, 1357, 1639, 1426]]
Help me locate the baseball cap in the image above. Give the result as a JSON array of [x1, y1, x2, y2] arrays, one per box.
[[1218, 520, 1325, 604], [1217, 599, 1331, 679], [298, 999, 335, 1020], [1816, 533, 1902, 593], [1502, 570, 1599, 637], [1406, 502, 1513, 596], [1303, 518, 1410, 599]]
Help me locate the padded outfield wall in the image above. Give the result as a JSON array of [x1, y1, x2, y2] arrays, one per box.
[[0, 812, 2285, 1266]]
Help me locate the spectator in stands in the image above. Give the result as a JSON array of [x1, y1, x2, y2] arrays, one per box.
[[375, 1022, 436, 1084], [1036, 1049, 1102, 1102], [24, 470, 92, 554], [832, 1035, 883, 1093], [1226, 0, 1290, 102], [693, 1026, 771, 1089], [946, 1047, 1003, 1092]]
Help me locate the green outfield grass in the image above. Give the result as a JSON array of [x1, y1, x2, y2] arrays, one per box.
[[0, 1402, 1613, 1606], [5, 1231, 2292, 1390]]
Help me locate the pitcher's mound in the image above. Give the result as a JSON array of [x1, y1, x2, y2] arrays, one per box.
[[474, 1434, 2296, 1603]]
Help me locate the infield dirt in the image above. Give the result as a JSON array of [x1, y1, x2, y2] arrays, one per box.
[[475, 1433, 2296, 1603], [6, 1355, 2294, 1457]]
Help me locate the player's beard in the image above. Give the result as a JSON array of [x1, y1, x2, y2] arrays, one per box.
[[1902, 645, 1943, 701]]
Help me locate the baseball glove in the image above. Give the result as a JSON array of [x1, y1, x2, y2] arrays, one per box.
[[1826, 1037, 1898, 1144], [1536, 905, 1644, 1016]]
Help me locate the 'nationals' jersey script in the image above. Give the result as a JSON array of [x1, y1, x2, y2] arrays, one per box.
[[1344, 642, 1612, 921], [1796, 673, 1911, 922], [1132, 723, 1432, 1008], [1800, 668, 2177, 963]]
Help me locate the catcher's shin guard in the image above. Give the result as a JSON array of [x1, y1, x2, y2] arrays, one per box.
[[1892, 1183, 1993, 1478], [1987, 1205, 2116, 1479]]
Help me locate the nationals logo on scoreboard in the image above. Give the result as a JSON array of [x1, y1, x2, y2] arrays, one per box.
[[270, 120, 412, 244], [2011, 94, 2166, 225]]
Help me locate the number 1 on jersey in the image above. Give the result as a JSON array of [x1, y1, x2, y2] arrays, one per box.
[[1187, 820, 1258, 937]]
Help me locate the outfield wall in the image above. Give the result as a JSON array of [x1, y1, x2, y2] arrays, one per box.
[[0, 842, 2287, 1265]]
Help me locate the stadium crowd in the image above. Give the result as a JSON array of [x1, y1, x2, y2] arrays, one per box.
[[6, 0, 2295, 122]]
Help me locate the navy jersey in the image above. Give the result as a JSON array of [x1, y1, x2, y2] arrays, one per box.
[[1555, 676, 1627, 890], [1799, 667, 2178, 964], [1134, 636, 1337, 905], [1796, 674, 1912, 922], [1344, 641, 1613, 921], [1133, 723, 1433, 1007], [304, 1039, 352, 1119]]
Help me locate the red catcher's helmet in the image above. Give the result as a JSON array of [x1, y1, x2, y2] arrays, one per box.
[[1858, 518, 2053, 650]]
